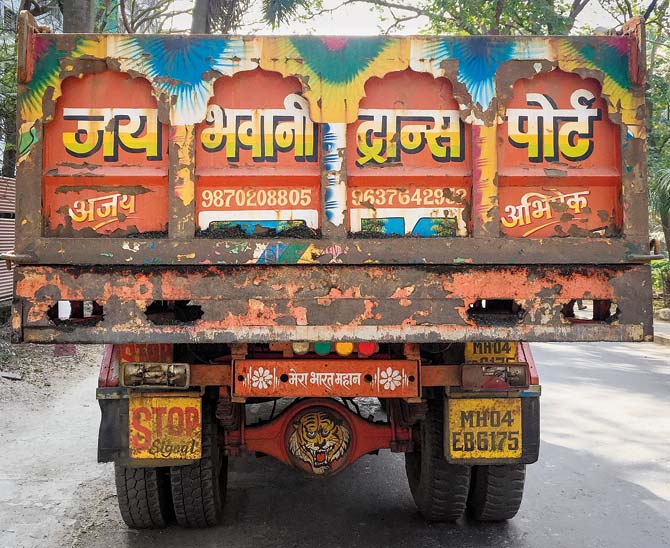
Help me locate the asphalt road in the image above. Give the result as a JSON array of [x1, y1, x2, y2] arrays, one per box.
[[1, 342, 669, 548]]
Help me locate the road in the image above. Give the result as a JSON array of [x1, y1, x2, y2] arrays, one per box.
[[1, 342, 669, 548]]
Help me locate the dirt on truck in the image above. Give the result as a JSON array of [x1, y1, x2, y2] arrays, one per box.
[[6, 10, 655, 530]]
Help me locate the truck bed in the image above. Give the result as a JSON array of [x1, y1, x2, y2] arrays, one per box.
[[9, 14, 654, 343]]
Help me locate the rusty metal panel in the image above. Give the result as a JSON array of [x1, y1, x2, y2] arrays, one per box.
[[13, 264, 652, 343], [9, 14, 653, 342], [233, 359, 419, 398], [421, 366, 460, 387], [189, 365, 231, 387]]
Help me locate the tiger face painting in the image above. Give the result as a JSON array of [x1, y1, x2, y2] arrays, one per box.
[[287, 408, 351, 475]]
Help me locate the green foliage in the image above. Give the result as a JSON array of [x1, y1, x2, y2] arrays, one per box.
[[651, 259, 670, 305], [649, 169, 670, 217], [422, 0, 577, 35], [645, 24, 670, 253], [0, 35, 17, 177], [263, 0, 591, 35], [263, 0, 314, 28]]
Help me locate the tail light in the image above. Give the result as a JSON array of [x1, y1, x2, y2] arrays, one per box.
[[358, 342, 378, 356]]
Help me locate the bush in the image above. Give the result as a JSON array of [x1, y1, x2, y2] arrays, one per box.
[[652, 259, 670, 307]]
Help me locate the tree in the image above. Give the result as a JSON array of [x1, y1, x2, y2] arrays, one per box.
[[600, 0, 670, 254], [191, 0, 252, 34], [0, 39, 16, 178], [61, 0, 96, 33], [262, 0, 594, 35], [117, 1, 193, 33]]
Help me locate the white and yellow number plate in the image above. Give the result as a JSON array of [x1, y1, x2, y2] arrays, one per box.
[[448, 398, 522, 460], [465, 341, 518, 363], [129, 394, 202, 460]]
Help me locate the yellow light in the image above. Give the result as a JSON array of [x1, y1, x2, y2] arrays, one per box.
[[292, 342, 310, 355], [335, 342, 354, 356]]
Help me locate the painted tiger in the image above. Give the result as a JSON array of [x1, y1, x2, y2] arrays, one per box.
[[288, 409, 351, 475]]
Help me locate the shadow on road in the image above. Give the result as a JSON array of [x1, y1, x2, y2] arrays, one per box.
[[71, 438, 670, 548]]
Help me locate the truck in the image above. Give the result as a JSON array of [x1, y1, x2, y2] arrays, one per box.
[[7, 11, 654, 529]]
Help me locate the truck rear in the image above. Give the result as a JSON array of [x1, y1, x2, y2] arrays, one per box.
[[8, 12, 653, 528]]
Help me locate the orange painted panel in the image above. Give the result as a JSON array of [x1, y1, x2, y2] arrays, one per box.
[[233, 359, 419, 398], [499, 183, 621, 238], [348, 69, 470, 174], [499, 71, 621, 237], [43, 71, 168, 172], [43, 176, 168, 235], [195, 69, 320, 234], [347, 70, 471, 237], [195, 69, 319, 174], [499, 70, 619, 173], [43, 72, 168, 236]]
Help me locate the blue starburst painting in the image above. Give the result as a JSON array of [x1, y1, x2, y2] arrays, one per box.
[[419, 38, 549, 109], [112, 36, 249, 124]]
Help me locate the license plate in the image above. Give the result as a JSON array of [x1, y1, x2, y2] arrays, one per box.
[[447, 398, 522, 460], [465, 341, 518, 364], [129, 394, 202, 460]]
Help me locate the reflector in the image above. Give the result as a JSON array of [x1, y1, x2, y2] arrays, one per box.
[[335, 342, 354, 356], [292, 341, 310, 355], [358, 342, 378, 356], [314, 342, 332, 355]]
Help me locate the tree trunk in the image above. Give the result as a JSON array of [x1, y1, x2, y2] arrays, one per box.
[[62, 0, 96, 33], [191, 0, 210, 34]]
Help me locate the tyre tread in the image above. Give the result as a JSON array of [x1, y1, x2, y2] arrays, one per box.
[[170, 405, 225, 528], [114, 465, 171, 529], [468, 464, 526, 521], [405, 398, 471, 522]]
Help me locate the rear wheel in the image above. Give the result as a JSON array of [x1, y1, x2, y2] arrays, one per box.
[[405, 398, 471, 522], [467, 464, 526, 521], [114, 464, 172, 529], [170, 404, 227, 528]]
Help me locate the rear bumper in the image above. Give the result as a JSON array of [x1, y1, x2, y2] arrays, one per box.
[[13, 263, 652, 343]]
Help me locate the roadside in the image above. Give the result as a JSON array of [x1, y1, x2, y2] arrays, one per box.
[[0, 321, 105, 548], [654, 318, 670, 346], [0, 322, 103, 409]]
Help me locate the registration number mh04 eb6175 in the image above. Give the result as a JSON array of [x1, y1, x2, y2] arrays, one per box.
[[447, 398, 522, 460]]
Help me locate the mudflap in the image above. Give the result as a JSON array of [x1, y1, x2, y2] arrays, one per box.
[[98, 389, 129, 463]]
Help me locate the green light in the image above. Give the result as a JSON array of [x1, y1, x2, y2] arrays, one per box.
[[314, 342, 332, 355]]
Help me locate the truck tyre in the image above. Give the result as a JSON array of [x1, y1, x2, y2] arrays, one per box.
[[114, 464, 172, 529], [405, 398, 471, 522], [170, 407, 227, 528], [467, 464, 526, 521]]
